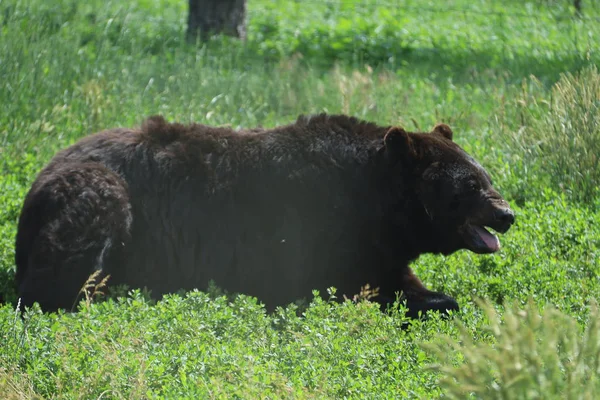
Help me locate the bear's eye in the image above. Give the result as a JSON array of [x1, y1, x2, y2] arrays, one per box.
[[468, 182, 479, 193]]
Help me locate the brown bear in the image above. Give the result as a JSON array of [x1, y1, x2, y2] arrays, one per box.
[[15, 114, 514, 317]]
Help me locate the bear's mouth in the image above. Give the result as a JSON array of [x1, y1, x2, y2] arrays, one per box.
[[461, 224, 501, 254]]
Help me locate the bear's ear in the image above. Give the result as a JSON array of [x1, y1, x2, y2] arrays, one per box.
[[383, 126, 414, 161], [432, 123, 453, 141]]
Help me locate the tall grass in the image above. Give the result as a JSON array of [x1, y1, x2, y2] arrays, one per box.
[[503, 66, 600, 203], [428, 300, 600, 399]]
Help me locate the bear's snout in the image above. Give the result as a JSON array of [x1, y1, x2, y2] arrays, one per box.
[[492, 207, 515, 233]]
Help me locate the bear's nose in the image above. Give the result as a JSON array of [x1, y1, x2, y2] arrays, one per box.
[[494, 208, 515, 226]]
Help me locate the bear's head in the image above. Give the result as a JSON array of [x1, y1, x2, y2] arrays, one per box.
[[383, 124, 515, 255]]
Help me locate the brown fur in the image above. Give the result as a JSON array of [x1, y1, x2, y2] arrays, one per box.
[[15, 113, 514, 317]]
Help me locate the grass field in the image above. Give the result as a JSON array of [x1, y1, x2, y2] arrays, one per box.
[[1, 0, 600, 398]]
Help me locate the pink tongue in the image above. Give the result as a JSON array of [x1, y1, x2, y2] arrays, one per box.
[[473, 226, 500, 251]]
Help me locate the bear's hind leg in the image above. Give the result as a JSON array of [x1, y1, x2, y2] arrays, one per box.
[[15, 162, 132, 313]]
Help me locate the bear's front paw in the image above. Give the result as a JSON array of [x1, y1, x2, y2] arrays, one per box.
[[405, 292, 459, 320]]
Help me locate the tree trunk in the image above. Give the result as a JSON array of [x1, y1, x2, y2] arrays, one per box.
[[574, 0, 582, 17], [187, 0, 247, 42]]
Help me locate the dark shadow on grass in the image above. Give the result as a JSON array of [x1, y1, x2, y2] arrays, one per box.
[[196, 36, 595, 88]]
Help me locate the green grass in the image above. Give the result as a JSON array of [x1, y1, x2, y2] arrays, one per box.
[[1, 0, 599, 398], [428, 299, 600, 399]]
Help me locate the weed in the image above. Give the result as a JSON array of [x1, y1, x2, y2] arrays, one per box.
[[73, 270, 111, 311], [503, 66, 600, 203], [427, 299, 600, 399]]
